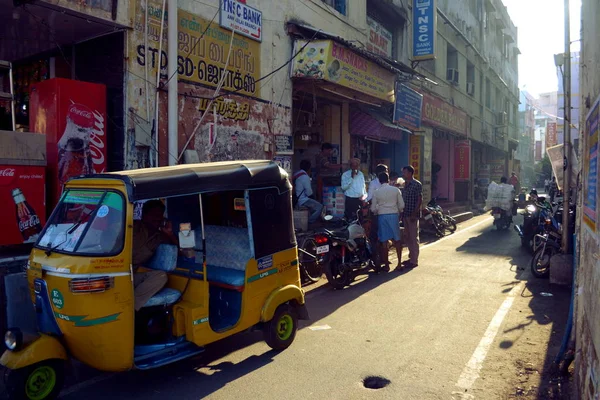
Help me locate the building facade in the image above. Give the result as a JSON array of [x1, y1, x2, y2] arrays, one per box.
[[575, 0, 600, 397], [517, 90, 535, 185]]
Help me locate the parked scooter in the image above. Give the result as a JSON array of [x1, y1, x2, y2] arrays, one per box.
[[318, 212, 380, 290], [422, 197, 457, 237], [514, 195, 553, 252]]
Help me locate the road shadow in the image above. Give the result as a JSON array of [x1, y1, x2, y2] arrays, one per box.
[[454, 215, 572, 398]]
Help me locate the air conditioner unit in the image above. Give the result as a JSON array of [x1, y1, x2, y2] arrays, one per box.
[[467, 82, 475, 96], [497, 111, 508, 125], [446, 68, 459, 85]]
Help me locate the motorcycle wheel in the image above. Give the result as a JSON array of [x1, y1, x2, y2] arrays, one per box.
[[299, 238, 323, 283], [432, 215, 446, 237], [443, 216, 457, 233], [325, 254, 351, 290], [530, 245, 557, 278], [521, 236, 534, 253]]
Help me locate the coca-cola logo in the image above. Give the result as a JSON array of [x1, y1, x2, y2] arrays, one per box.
[[90, 109, 106, 172], [19, 215, 40, 232], [67, 103, 95, 129], [0, 168, 16, 186]]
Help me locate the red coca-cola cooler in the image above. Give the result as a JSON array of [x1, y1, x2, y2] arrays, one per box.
[[29, 78, 107, 214], [0, 131, 46, 246]]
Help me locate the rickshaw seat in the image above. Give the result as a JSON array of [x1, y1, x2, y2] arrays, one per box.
[[143, 288, 182, 308], [206, 266, 246, 288]]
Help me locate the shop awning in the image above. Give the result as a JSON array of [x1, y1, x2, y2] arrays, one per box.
[[350, 110, 410, 141]]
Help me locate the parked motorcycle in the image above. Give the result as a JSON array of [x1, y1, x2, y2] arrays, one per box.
[[319, 212, 379, 290], [296, 232, 328, 283], [491, 206, 513, 230], [514, 197, 554, 252], [422, 197, 457, 237], [530, 218, 563, 278]]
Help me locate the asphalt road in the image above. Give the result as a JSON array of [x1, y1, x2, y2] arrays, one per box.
[[55, 213, 570, 400]]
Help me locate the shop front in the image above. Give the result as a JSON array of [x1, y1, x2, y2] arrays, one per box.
[[289, 36, 399, 217], [420, 93, 469, 203]]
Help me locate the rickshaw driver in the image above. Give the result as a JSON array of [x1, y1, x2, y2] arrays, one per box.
[[132, 200, 179, 311]]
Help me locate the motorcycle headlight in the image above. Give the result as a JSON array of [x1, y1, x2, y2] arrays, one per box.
[[526, 205, 536, 213], [4, 329, 23, 351]]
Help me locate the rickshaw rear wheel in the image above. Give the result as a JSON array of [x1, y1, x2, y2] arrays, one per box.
[[6, 360, 65, 400], [264, 304, 298, 351]]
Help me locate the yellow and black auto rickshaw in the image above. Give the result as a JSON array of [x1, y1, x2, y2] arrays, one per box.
[[1, 160, 308, 399]]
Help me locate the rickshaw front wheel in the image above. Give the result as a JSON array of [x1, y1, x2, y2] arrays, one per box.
[[263, 304, 298, 351], [6, 360, 65, 400]]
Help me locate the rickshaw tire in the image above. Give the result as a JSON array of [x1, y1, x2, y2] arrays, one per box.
[[263, 304, 298, 351], [6, 359, 65, 400]]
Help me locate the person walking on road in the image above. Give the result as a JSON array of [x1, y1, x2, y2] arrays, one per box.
[[509, 172, 520, 195], [371, 172, 404, 271], [293, 160, 323, 224], [401, 166, 422, 269], [341, 158, 366, 220], [549, 176, 558, 203]]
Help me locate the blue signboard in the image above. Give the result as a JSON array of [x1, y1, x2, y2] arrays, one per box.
[[393, 84, 423, 131], [413, 0, 436, 60]]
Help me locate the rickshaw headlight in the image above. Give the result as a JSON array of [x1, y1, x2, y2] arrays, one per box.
[[5, 329, 22, 351]]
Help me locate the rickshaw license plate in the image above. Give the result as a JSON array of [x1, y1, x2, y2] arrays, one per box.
[[316, 245, 329, 254]]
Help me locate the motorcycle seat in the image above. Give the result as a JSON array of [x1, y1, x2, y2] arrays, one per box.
[[324, 228, 349, 240]]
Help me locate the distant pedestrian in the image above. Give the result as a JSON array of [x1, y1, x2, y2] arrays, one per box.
[[549, 176, 558, 203], [292, 160, 323, 224], [509, 172, 520, 195], [544, 178, 550, 193], [341, 158, 366, 220], [371, 172, 404, 271], [401, 166, 422, 269]]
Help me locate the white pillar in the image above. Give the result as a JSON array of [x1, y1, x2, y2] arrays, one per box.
[[167, 0, 178, 165]]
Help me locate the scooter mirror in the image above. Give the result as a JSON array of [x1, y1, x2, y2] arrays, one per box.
[[324, 215, 334, 221]]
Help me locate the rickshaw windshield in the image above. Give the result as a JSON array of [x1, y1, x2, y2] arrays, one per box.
[[36, 189, 125, 256]]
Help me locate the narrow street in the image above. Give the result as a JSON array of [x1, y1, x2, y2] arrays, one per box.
[[53, 214, 570, 400]]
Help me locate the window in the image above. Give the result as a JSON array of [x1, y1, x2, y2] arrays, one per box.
[[485, 78, 491, 109], [322, 0, 347, 15], [467, 62, 475, 96], [446, 45, 459, 85], [37, 190, 125, 256]]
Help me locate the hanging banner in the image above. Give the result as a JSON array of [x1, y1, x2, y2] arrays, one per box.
[[409, 135, 422, 180], [546, 144, 580, 191], [584, 97, 598, 232], [394, 83, 423, 131], [291, 40, 395, 102], [421, 93, 468, 136], [412, 0, 437, 61], [546, 122, 558, 148], [454, 140, 471, 181]]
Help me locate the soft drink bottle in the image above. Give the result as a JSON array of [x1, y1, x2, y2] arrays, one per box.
[[57, 103, 95, 190], [12, 188, 42, 243]]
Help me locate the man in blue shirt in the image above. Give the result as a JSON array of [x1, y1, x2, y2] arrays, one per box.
[[293, 160, 324, 224], [341, 158, 366, 220]]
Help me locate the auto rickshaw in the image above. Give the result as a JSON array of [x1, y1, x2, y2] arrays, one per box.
[[1, 160, 308, 400]]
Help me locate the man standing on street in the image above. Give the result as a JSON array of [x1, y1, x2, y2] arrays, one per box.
[[371, 172, 404, 271], [293, 160, 324, 224], [509, 172, 520, 195], [549, 176, 558, 202], [341, 158, 366, 220], [401, 166, 422, 269]]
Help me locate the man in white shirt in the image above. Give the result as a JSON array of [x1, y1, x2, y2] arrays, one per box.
[[371, 172, 405, 271], [366, 164, 389, 202], [293, 160, 323, 224], [366, 164, 388, 269], [341, 158, 366, 220]]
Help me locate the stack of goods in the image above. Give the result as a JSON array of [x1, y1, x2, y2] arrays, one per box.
[[485, 182, 514, 211], [322, 186, 345, 217]]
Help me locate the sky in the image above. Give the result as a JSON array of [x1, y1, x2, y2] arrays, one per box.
[[501, 0, 581, 97]]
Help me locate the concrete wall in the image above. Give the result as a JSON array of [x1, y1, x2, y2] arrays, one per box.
[[575, 1, 600, 398]]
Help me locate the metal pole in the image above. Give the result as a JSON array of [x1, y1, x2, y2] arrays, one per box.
[[561, 0, 572, 253], [167, 0, 178, 166]]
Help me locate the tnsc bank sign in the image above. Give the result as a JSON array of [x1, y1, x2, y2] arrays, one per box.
[[412, 0, 437, 61]]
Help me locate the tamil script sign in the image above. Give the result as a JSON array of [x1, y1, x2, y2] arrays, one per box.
[[410, 135, 422, 180], [421, 93, 468, 136], [219, 0, 262, 42], [583, 96, 599, 232], [454, 140, 470, 181], [366, 16, 393, 58], [393, 83, 422, 131], [412, 0, 436, 60], [291, 40, 395, 102]]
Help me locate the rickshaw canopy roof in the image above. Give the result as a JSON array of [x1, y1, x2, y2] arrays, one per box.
[[70, 160, 291, 202]]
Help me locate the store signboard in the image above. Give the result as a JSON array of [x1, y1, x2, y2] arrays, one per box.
[[274, 135, 293, 155], [584, 95, 599, 232], [291, 40, 395, 102], [421, 93, 468, 136], [219, 0, 262, 42], [546, 122, 558, 148], [366, 16, 393, 57], [412, 0, 437, 60], [409, 135, 422, 180], [454, 140, 470, 181], [394, 84, 422, 131], [546, 144, 579, 192]]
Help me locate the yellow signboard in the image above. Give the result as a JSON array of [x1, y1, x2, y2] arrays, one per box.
[[291, 40, 395, 102], [135, 6, 261, 98]]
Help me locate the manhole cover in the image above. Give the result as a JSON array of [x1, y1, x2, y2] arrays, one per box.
[[363, 375, 391, 389]]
